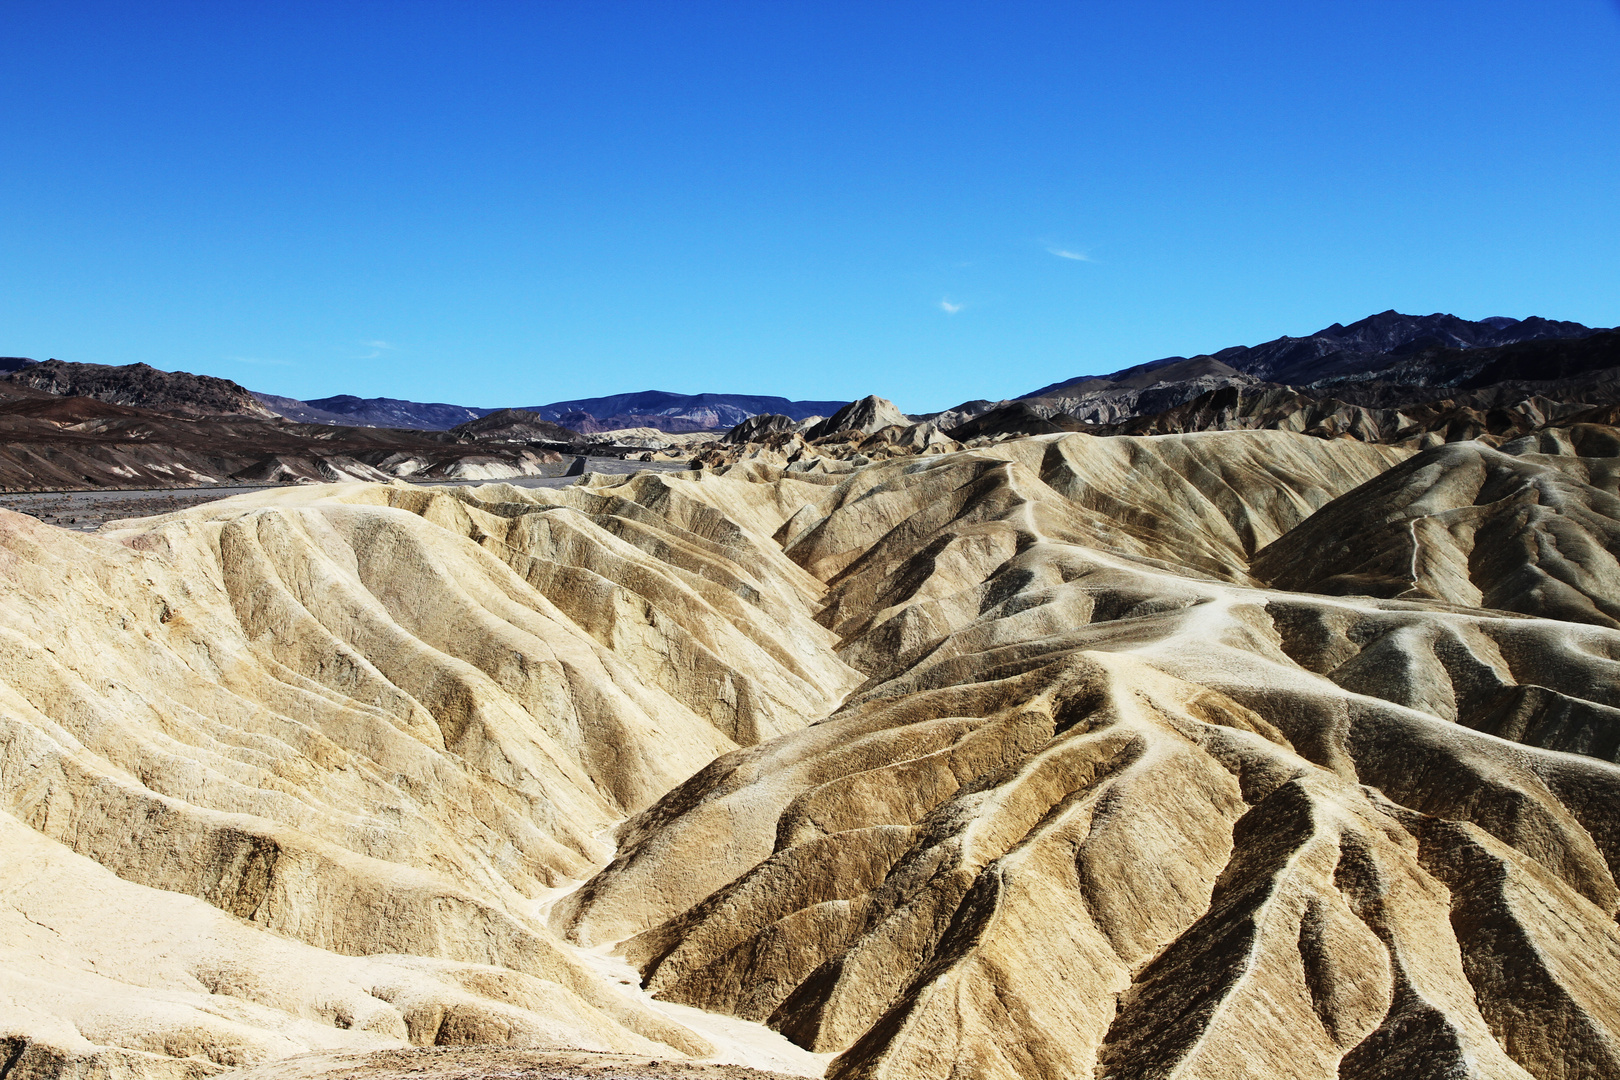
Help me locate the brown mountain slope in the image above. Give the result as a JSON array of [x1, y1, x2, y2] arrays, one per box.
[[4, 359, 278, 419], [0, 394, 572, 490]]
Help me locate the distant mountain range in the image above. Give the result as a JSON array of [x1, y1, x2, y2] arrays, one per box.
[[5, 312, 1616, 448], [252, 393, 488, 429], [920, 311, 1611, 435], [242, 313, 1612, 434], [517, 390, 848, 433], [242, 388, 848, 433], [1023, 311, 1595, 401], [0, 356, 849, 433]]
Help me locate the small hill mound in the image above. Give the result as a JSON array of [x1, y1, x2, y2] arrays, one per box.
[[805, 395, 908, 440], [724, 414, 798, 444], [947, 402, 1090, 440], [450, 408, 582, 443]]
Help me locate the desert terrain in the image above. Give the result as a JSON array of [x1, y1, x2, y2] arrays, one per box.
[[7, 0, 1615, 1055], [3, 313, 1620, 1079], [2, 416, 1619, 1080]]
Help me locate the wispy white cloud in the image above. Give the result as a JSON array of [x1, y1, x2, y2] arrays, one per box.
[[356, 340, 394, 360], [1047, 247, 1092, 261], [939, 299, 963, 314]]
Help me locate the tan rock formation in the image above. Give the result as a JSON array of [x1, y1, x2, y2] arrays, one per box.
[[4, 429, 1620, 1080], [1255, 435, 1620, 627], [0, 475, 859, 1077], [804, 398, 910, 441], [557, 433, 1620, 1080]]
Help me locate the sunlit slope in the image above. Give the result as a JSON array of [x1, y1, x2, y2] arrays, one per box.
[[559, 434, 1620, 1080], [4, 430, 1619, 1080], [0, 475, 860, 1078], [1255, 427, 1620, 627]]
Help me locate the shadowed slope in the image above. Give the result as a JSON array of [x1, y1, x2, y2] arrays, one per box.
[[5, 430, 1620, 1080], [1254, 434, 1620, 627], [559, 434, 1620, 1080]]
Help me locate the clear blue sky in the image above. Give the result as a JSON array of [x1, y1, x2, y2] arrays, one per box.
[[2, 1, 1617, 413]]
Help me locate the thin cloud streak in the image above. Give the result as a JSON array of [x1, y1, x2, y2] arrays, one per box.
[[1047, 248, 1092, 261], [939, 299, 963, 314]]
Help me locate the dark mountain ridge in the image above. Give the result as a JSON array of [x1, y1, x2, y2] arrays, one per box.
[[955, 330, 1620, 450], [1025, 311, 1601, 401], [292, 394, 488, 430], [986, 311, 1615, 433], [5, 359, 277, 419]]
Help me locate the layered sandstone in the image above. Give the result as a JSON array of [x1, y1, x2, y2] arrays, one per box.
[[559, 434, 1620, 1080], [0, 472, 860, 1078], [2, 430, 1619, 1080]]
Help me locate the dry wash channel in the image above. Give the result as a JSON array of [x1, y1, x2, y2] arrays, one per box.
[[3, 429, 1619, 1080]]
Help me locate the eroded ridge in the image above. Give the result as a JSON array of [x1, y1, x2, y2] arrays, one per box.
[[3, 430, 1620, 1080], [0, 471, 860, 1078], [560, 434, 1620, 1080]]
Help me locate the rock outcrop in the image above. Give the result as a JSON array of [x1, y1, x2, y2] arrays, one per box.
[[449, 410, 583, 444], [724, 415, 800, 445], [1101, 385, 1592, 447], [6, 360, 280, 420], [804, 398, 910, 441], [944, 402, 1090, 441]]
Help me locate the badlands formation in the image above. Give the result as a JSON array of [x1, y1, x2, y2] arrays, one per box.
[[3, 427, 1620, 1080]]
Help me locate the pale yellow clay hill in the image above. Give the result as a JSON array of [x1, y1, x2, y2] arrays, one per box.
[[2, 430, 1618, 1080]]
